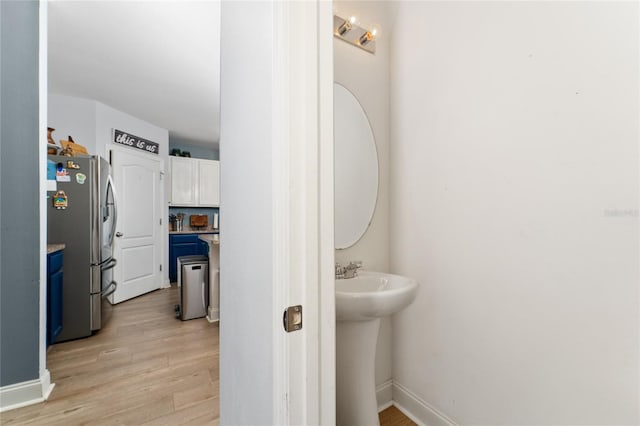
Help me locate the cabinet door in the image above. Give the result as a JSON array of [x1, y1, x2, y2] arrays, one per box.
[[48, 269, 64, 345], [170, 157, 197, 206], [170, 234, 203, 282], [198, 160, 220, 207], [47, 251, 64, 346]]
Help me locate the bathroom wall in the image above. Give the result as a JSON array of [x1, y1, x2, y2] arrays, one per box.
[[389, 2, 639, 424], [333, 1, 395, 404]]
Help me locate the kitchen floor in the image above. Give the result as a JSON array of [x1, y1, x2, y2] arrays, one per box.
[[1, 287, 219, 425], [1, 287, 415, 425]]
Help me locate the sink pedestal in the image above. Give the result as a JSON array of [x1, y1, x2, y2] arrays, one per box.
[[335, 271, 418, 426], [336, 318, 381, 426]]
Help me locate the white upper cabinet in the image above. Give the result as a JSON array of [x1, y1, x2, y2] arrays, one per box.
[[170, 157, 220, 207], [198, 159, 220, 207], [170, 157, 197, 206]]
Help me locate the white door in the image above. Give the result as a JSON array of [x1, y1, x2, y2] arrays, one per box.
[[219, 1, 334, 425], [110, 147, 162, 304]]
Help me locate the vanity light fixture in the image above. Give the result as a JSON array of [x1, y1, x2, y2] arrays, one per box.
[[333, 14, 376, 54], [337, 16, 356, 36]]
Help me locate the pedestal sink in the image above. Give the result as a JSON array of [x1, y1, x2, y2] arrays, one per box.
[[336, 271, 418, 426]]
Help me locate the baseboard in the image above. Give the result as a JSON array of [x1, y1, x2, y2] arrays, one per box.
[[376, 379, 393, 412], [0, 370, 54, 413], [40, 370, 55, 401], [206, 305, 219, 323], [392, 381, 457, 426]]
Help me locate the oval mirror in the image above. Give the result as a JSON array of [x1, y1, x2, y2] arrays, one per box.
[[334, 83, 379, 249]]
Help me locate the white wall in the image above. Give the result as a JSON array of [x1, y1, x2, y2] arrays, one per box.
[[333, 1, 395, 402], [48, 94, 97, 153], [390, 2, 639, 424], [219, 2, 274, 424], [48, 94, 170, 285]]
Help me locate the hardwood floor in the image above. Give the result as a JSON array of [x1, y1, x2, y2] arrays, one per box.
[[379, 405, 418, 426], [1, 287, 219, 425], [2, 286, 416, 425]]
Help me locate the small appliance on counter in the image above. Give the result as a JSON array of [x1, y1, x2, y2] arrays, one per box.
[[190, 214, 208, 230]]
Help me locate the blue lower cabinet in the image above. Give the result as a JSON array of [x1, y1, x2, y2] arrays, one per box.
[[47, 250, 64, 346], [169, 234, 212, 282]]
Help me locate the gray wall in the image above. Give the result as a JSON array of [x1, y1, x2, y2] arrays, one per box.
[[0, 0, 41, 386]]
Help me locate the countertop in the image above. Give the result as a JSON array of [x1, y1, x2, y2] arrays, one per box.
[[198, 234, 220, 245], [47, 243, 65, 254], [169, 228, 219, 235]]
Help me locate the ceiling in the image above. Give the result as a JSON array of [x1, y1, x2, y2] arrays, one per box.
[[48, 1, 220, 148]]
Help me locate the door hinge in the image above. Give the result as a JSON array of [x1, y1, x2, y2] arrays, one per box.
[[160, 264, 163, 272], [159, 218, 162, 226], [283, 305, 302, 332]]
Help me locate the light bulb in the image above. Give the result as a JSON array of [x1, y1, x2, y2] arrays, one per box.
[[370, 24, 381, 40], [359, 31, 373, 46], [337, 19, 352, 36]]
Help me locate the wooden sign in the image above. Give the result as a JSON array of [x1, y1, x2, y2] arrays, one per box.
[[113, 129, 159, 155]]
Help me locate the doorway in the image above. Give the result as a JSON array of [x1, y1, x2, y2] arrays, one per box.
[[38, 2, 335, 424]]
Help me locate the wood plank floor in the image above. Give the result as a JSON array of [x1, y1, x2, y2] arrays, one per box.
[[1, 287, 219, 425], [379, 405, 418, 426], [2, 286, 416, 425]]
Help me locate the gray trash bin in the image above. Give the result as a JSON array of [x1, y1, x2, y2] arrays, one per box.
[[175, 255, 209, 320]]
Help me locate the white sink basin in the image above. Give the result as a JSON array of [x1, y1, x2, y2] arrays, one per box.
[[336, 271, 418, 321], [335, 270, 419, 426]]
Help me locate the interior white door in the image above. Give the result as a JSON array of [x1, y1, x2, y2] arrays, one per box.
[[110, 147, 162, 304]]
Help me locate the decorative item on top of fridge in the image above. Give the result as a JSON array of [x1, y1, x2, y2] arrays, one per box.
[[60, 136, 89, 157]]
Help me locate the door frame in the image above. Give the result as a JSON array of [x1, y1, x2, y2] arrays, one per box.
[[271, 1, 335, 424]]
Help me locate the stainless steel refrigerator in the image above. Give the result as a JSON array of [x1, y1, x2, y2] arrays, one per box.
[[48, 155, 118, 342]]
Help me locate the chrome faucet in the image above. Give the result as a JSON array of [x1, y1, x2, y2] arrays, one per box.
[[335, 261, 362, 279]]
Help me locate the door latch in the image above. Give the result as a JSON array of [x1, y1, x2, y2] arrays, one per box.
[[283, 305, 302, 332]]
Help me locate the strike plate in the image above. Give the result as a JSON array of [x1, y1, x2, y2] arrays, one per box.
[[283, 305, 302, 332]]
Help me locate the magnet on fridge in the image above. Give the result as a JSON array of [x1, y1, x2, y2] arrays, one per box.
[[67, 160, 80, 169], [53, 190, 68, 209], [75, 173, 86, 184], [56, 165, 71, 182]]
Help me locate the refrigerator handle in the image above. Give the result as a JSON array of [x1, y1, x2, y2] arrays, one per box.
[[107, 174, 118, 246], [101, 257, 117, 271], [101, 281, 118, 298]]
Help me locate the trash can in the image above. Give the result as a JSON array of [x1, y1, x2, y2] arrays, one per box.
[[175, 255, 209, 320]]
